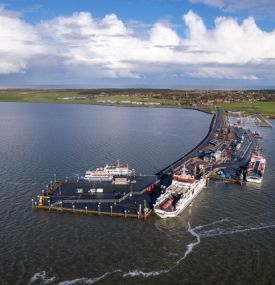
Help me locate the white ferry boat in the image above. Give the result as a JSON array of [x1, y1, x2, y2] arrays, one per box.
[[81, 161, 133, 182], [154, 168, 206, 218], [246, 154, 266, 184]]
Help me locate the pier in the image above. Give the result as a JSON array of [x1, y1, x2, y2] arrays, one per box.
[[156, 107, 222, 176], [33, 107, 258, 220], [34, 175, 159, 220]]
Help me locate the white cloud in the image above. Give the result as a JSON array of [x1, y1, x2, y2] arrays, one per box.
[[189, 0, 275, 12], [0, 6, 45, 74], [190, 0, 224, 8], [150, 22, 180, 46], [1, 7, 275, 84]]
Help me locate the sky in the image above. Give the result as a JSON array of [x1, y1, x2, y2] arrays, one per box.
[[1, 0, 275, 88]]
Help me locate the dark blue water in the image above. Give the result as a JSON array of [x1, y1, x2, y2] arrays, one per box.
[[0, 103, 274, 285]]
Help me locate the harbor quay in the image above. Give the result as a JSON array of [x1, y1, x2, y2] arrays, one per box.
[[34, 175, 167, 220], [33, 108, 259, 220]]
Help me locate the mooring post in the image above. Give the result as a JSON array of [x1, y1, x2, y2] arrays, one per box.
[[144, 200, 147, 221], [98, 203, 101, 216], [139, 204, 142, 217]]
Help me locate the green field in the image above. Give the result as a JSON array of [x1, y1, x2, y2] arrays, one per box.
[[0, 90, 274, 116], [0, 90, 78, 103], [219, 101, 275, 116], [0, 90, 185, 107]]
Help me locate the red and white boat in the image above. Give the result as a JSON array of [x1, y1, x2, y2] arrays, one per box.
[[154, 166, 206, 218]]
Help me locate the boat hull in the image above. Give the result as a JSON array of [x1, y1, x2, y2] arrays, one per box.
[[80, 176, 113, 182], [246, 176, 263, 184]]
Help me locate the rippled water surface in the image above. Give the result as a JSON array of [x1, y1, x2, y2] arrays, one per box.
[[0, 103, 274, 285]]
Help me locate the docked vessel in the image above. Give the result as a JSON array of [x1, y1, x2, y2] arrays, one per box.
[[81, 161, 133, 182], [246, 154, 266, 184], [154, 167, 206, 218]]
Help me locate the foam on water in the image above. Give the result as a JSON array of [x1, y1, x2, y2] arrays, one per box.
[[193, 218, 229, 230], [28, 271, 56, 285], [58, 270, 122, 285], [28, 220, 202, 284], [29, 218, 275, 285], [122, 269, 169, 278], [199, 222, 275, 238], [175, 222, 200, 265]]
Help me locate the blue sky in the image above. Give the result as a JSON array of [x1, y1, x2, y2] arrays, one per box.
[[1, 0, 275, 88]]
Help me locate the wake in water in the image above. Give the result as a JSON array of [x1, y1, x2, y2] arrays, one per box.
[[29, 218, 275, 285], [198, 221, 275, 238], [28, 271, 56, 285], [28, 221, 201, 284], [175, 222, 200, 265]]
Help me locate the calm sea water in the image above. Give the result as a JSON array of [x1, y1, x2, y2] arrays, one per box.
[[0, 103, 274, 285]]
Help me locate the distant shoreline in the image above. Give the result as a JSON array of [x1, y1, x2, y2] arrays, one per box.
[[0, 88, 274, 118], [0, 99, 213, 114]]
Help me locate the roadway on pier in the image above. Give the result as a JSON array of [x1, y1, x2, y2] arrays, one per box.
[[156, 108, 222, 177]]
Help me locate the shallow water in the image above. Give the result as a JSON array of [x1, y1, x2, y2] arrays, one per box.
[[0, 103, 274, 285]]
